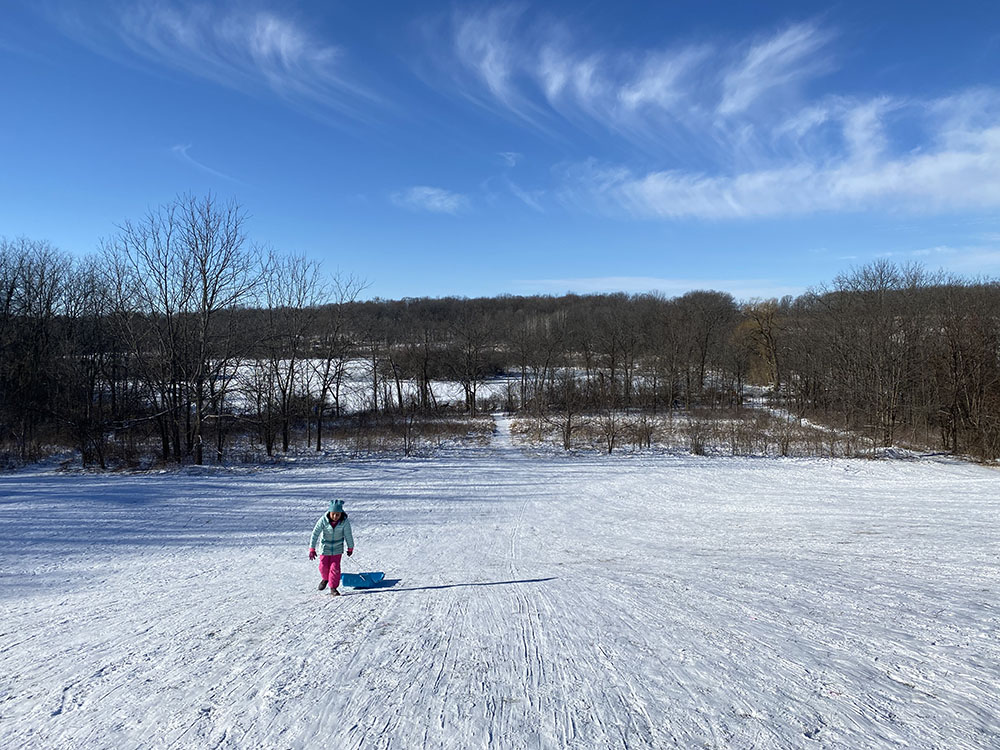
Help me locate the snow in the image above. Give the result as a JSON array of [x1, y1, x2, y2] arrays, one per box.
[[227, 358, 517, 414], [1, 418, 998, 749]]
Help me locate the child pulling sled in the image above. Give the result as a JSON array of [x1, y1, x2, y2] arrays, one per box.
[[308, 500, 355, 596]]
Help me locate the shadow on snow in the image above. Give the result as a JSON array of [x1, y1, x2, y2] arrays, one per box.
[[344, 577, 556, 595]]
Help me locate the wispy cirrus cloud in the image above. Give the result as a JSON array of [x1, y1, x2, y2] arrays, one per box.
[[718, 23, 833, 116], [171, 144, 243, 183], [433, 7, 1000, 221], [43, 1, 378, 120], [557, 92, 1000, 219], [391, 186, 469, 214], [617, 46, 711, 114], [504, 179, 545, 212], [878, 243, 1000, 274], [436, 7, 832, 156], [498, 151, 523, 167]]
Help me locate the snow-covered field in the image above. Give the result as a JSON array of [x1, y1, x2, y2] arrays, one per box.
[[1, 418, 998, 749]]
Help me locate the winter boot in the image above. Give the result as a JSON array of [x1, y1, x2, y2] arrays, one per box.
[[318, 579, 328, 591], [330, 587, 341, 597]]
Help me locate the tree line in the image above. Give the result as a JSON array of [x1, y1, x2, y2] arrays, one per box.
[[2, 196, 998, 466]]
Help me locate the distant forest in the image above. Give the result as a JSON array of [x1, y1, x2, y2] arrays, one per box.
[[2, 195, 998, 466]]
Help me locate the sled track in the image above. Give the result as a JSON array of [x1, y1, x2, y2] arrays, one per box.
[[1, 419, 998, 748]]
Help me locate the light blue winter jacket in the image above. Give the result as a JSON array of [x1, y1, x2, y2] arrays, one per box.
[[310, 513, 355, 556]]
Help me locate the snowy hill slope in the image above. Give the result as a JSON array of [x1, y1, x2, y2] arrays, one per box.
[[1, 418, 997, 749]]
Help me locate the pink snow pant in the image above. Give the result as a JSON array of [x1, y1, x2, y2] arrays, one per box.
[[319, 554, 342, 589]]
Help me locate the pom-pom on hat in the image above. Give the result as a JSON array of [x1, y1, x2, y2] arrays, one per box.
[[327, 500, 344, 513]]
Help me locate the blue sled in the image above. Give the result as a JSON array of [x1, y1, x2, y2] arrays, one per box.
[[341, 572, 385, 588]]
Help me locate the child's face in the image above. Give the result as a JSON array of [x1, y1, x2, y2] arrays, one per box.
[[330, 511, 342, 522]]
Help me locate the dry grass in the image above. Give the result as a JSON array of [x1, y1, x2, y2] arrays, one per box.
[[302, 413, 494, 458], [512, 408, 867, 457]]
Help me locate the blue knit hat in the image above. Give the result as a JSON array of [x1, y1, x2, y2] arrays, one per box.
[[327, 500, 344, 513]]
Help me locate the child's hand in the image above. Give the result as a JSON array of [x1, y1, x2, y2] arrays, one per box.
[[308, 548, 317, 560], [347, 548, 354, 556]]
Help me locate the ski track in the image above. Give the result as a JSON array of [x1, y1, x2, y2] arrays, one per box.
[[1, 417, 998, 748]]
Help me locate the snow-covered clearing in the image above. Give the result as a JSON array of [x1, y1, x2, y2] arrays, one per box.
[[228, 358, 516, 414], [1, 418, 998, 749]]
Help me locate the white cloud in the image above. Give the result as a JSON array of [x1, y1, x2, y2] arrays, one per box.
[[618, 47, 710, 112], [450, 5, 543, 125], [948, 249, 1000, 273], [439, 11, 1000, 220], [879, 244, 1000, 275], [46, 1, 377, 119], [498, 151, 523, 167], [718, 23, 832, 116], [505, 179, 545, 212], [391, 186, 469, 214], [558, 96, 1000, 219], [171, 144, 243, 183], [442, 9, 833, 155]]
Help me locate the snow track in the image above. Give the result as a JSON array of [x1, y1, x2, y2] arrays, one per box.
[[1, 418, 998, 748]]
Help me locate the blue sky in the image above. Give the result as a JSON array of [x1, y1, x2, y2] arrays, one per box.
[[2, 1, 999, 300]]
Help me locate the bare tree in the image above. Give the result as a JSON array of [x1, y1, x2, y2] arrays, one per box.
[[0, 238, 72, 460], [105, 195, 266, 464], [261, 254, 325, 453], [743, 298, 787, 394], [311, 275, 366, 450], [444, 304, 497, 416]]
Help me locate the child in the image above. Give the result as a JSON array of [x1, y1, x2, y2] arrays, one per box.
[[308, 500, 355, 596]]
